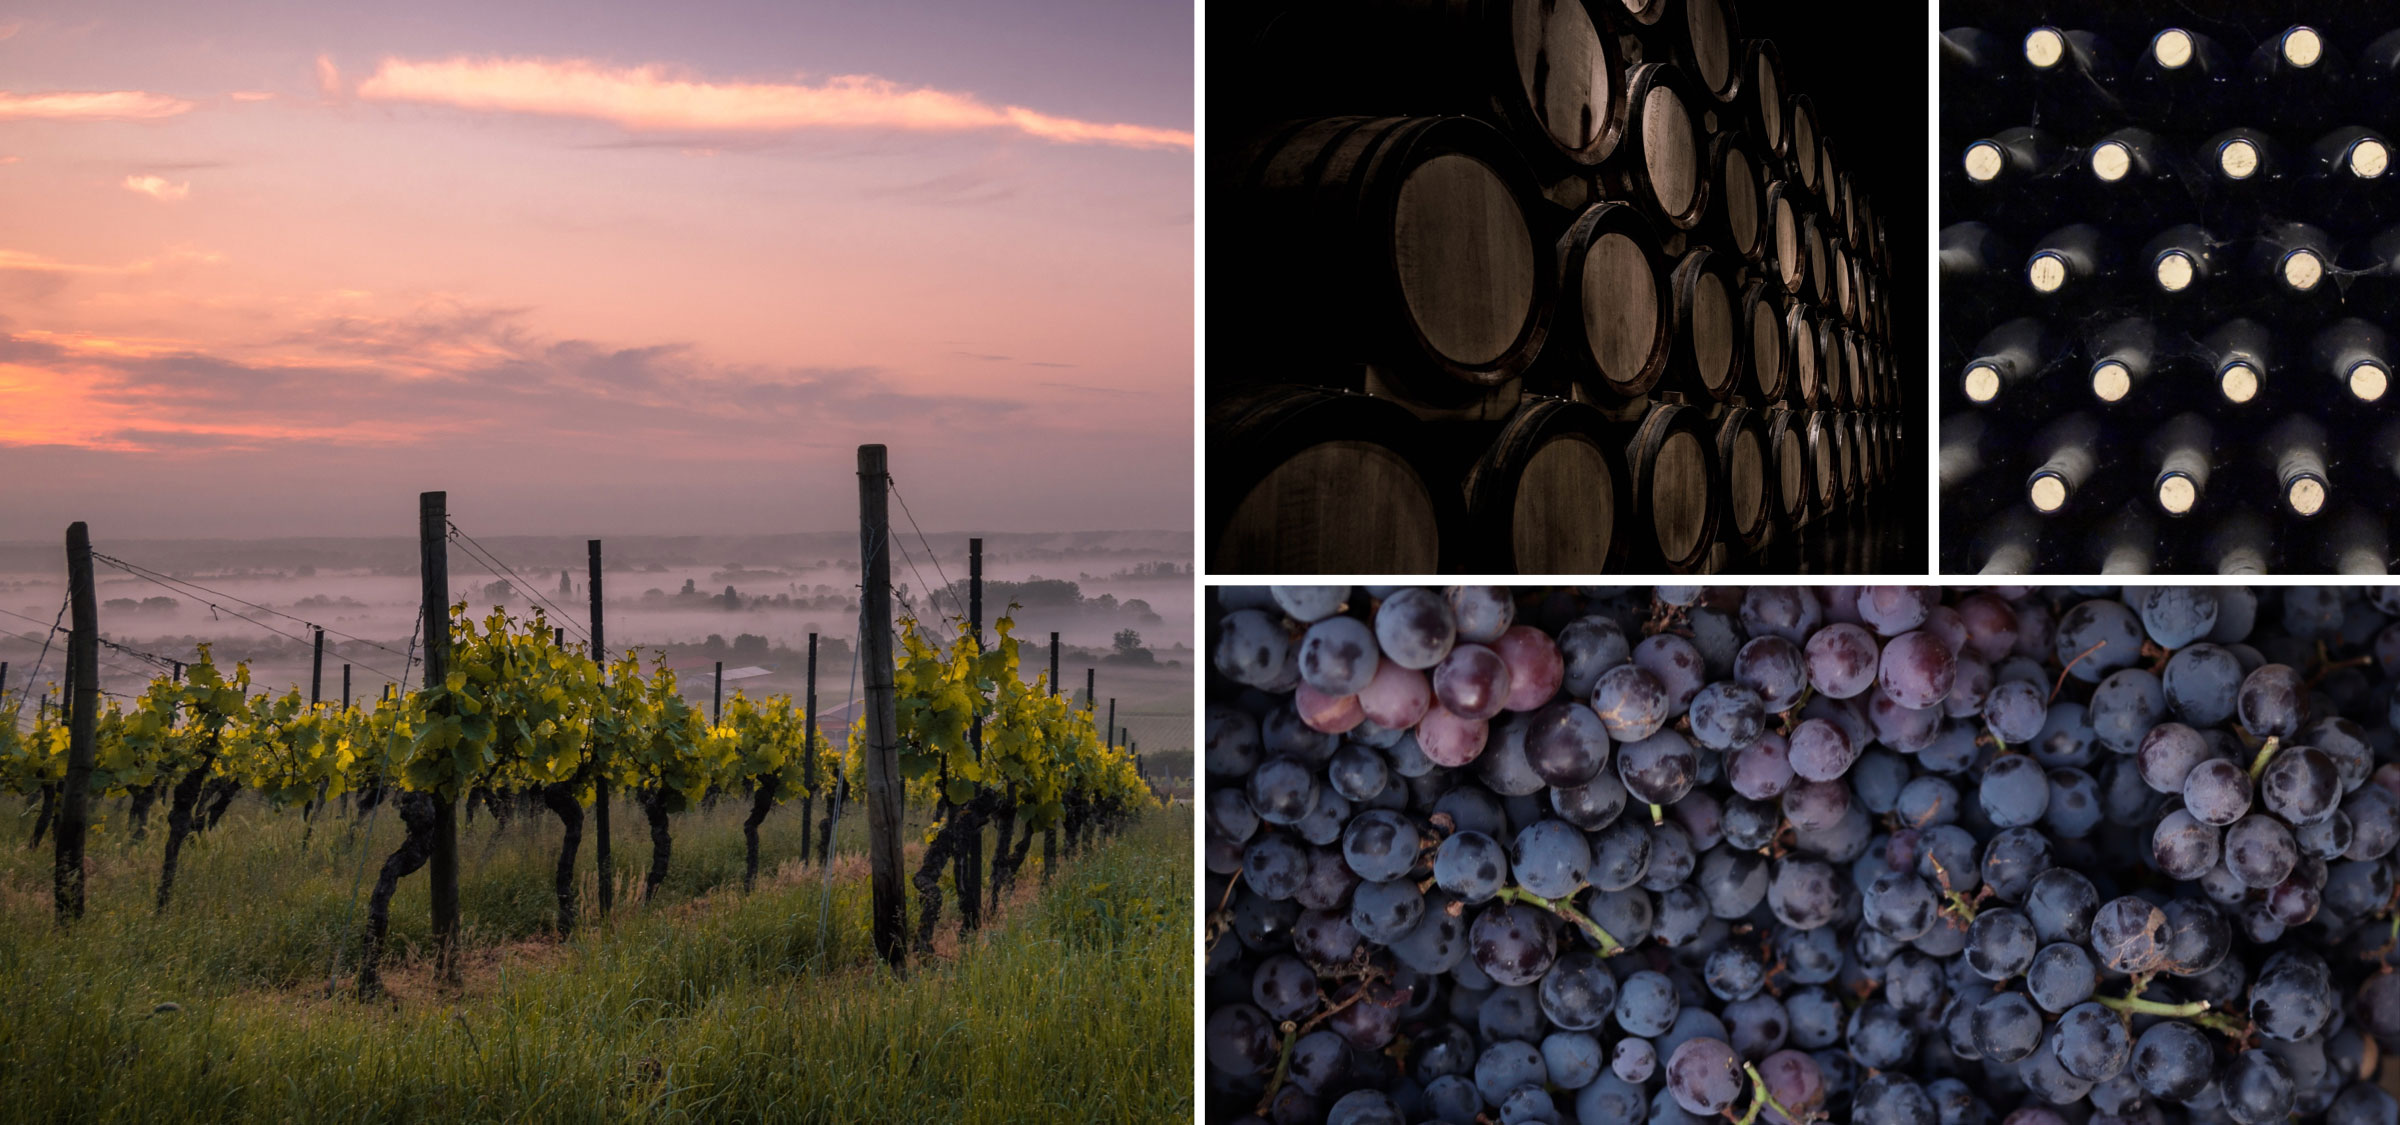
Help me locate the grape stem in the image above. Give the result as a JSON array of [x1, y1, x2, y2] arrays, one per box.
[[1728, 1060, 1812, 1125], [2247, 736, 2281, 782], [2094, 985, 2209, 1019], [1649, 803, 1665, 826], [1494, 886, 1625, 956], [1253, 969, 1388, 1113], [2051, 640, 2108, 704]]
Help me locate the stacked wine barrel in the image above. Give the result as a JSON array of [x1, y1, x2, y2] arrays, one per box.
[[1942, 10, 2400, 574], [1209, 0, 1908, 576]]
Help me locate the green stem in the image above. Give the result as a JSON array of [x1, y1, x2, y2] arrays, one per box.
[[1495, 886, 1625, 956], [2248, 737, 2282, 782], [1649, 803, 1665, 826], [1256, 1020, 1298, 1111], [2094, 993, 2210, 1018], [1736, 1061, 1801, 1125]]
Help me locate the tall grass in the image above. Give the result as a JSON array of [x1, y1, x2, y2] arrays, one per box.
[[0, 795, 1191, 1123]]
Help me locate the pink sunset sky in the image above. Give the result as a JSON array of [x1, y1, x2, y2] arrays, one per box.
[[0, 1, 1193, 539]]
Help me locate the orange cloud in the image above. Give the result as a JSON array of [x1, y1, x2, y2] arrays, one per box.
[[229, 90, 277, 102], [354, 56, 1192, 150], [0, 90, 194, 121], [123, 174, 190, 201], [316, 54, 341, 99]]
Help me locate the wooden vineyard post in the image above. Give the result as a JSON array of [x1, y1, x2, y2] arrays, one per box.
[[960, 536, 983, 932], [857, 444, 907, 969], [589, 538, 612, 916], [1043, 632, 1059, 884], [713, 661, 723, 725], [1107, 699, 1117, 747], [55, 522, 98, 923], [420, 491, 461, 983], [311, 627, 325, 706], [1, 662, 9, 709], [801, 632, 817, 864], [341, 664, 351, 709]]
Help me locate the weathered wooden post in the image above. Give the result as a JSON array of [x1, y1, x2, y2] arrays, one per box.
[[801, 633, 818, 863], [420, 492, 460, 983], [858, 445, 906, 969], [55, 522, 98, 922], [589, 538, 612, 916]]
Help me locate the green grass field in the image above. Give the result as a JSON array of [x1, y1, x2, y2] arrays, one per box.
[[0, 793, 1192, 1123]]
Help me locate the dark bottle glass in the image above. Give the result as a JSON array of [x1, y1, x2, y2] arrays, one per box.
[[2021, 27, 2124, 132], [2025, 223, 2116, 299], [2147, 412, 2211, 518], [2312, 318, 2392, 404], [2200, 318, 2272, 405], [2085, 317, 2154, 405], [2250, 221, 2334, 296], [2246, 24, 2348, 132], [2133, 27, 2233, 123], [2201, 126, 2285, 189], [2026, 413, 2101, 515], [2139, 224, 2225, 298], [1960, 317, 2053, 405], [2265, 415, 2329, 520]]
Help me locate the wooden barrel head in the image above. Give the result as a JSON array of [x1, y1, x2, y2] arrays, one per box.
[[1747, 286, 1784, 397], [1751, 44, 1784, 154], [1641, 80, 1700, 223], [1583, 230, 1662, 390], [1775, 196, 1802, 291], [1726, 423, 1765, 538], [1804, 220, 1828, 302], [1221, 440, 1441, 572], [1685, 0, 1735, 97], [1792, 99, 1819, 189], [1511, 0, 1614, 158], [1788, 305, 1819, 403], [1651, 428, 1711, 563], [1775, 424, 1807, 520], [1393, 152, 1537, 368], [1513, 435, 1617, 572], [1723, 145, 1760, 257], [1694, 270, 1735, 395], [1808, 418, 1836, 509]]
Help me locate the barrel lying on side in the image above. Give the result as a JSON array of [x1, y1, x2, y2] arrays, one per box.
[[1680, 0, 1744, 105], [1763, 407, 1815, 529], [1708, 131, 1767, 267], [1209, 385, 1453, 573], [1231, 115, 1554, 404], [1804, 409, 1839, 516], [1742, 279, 1787, 400], [1628, 400, 1723, 573], [1612, 63, 1710, 232], [1714, 407, 1771, 553], [1667, 246, 1742, 401], [1551, 201, 1673, 398], [1461, 398, 1631, 573]]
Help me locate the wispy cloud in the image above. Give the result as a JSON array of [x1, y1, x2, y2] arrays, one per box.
[[0, 89, 193, 121], [123, 174, 190, 201], [0, 247, 219, 274], [353, 56, 1193, 150], [229, 90, 276, 102], [316, 54, 341, 99], [0, 22, 21, 42], [0, 302, 1025, 455]]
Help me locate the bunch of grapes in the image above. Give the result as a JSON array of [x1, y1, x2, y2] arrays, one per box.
[[1203, 585, 2400, 1125]]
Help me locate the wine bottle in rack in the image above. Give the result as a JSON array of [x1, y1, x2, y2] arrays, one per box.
[[2022, 27, 2123, 132], [2250, 221, 2334, 296], [2139, 224, 2224, 298], [2247, 24, 2347, 132], [1976, 507, 2044, 574], [2322, 508, 2387, 576], [2148, 412, 2212, 517], [2265, 415, 2330, 520], [2313, 318, 2392, 403], [2086, 128, 2193, 223], [2026, 413, 2101, 515], [2308, 127, 2393, 184], [2200, 318, 2272, 405], [2201, 126, 2285, 190], [2133, 26, 2233, 121], [2363, 29, 2400, 123], [2025, 223, 2117, 299], [2087, 317, 2155, 404], [1960, 317, 2054, 404]]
